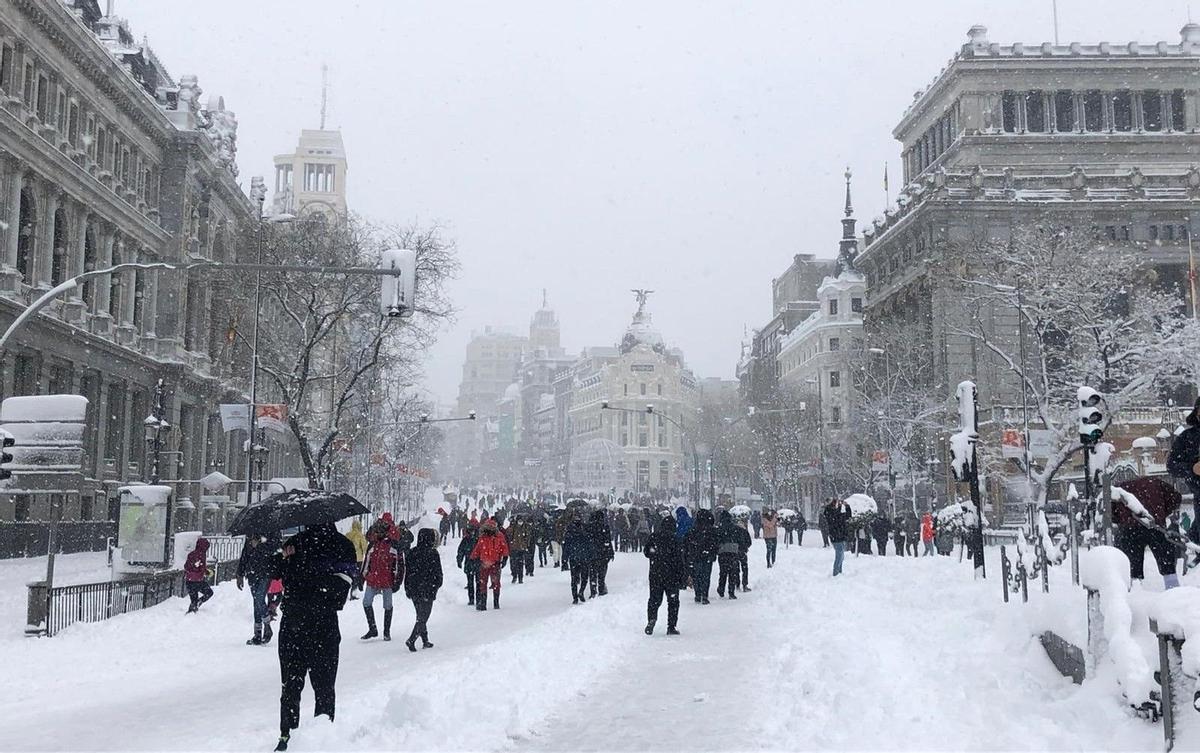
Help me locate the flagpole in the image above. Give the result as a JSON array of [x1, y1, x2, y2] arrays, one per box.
[[884, 162, 890, 208]]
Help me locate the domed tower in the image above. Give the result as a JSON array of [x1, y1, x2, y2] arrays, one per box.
[[836, 167, 858, 275]]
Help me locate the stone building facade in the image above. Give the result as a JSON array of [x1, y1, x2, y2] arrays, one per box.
[[0, 0, 293, 555], [857, 23, 1200, 412]]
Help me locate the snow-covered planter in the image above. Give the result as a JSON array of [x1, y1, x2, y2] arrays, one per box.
[[1079, 546, 1155, 710]]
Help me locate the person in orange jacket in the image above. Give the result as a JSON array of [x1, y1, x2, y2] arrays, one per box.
[[920, 513, 935, 556], [469, 519, 509, 611]]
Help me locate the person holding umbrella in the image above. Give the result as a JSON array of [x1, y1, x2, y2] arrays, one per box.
[[403, 528, 444, 651], [271, 523, 357, 752]]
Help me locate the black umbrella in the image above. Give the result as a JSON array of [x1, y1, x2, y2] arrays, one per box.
[[227, 489, 369, 536]]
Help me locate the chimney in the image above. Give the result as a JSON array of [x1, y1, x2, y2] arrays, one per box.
[[967, 25, 989, 46]]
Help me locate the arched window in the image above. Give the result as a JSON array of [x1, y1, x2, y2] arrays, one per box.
[[81, 224, 97, 309], [50, 206, 68, 287], [16, 186, 36, 281], [108, 238, 122, 319]]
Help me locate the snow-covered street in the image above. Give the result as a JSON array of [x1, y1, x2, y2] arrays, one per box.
[[0, 509, 1163, 752]]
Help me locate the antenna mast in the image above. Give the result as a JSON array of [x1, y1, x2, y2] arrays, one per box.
[[320, 63, 328, 130], [1052, 0, 1060, 45]]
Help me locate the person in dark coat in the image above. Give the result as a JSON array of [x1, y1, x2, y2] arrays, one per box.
[[818, 507, 830, 547], [586, 510, 615, 597], [237, 533, 280, 645], [684, 509, 718, 603], [737, 517, 753, 591], [824, 498, 852, 577], [456, 521, 481, 605], [715, 511, 742, 599], [403, 528, 444, 651], [644, 515, 689, 635], [563, 514, 594, 604], [1113, 476, 1182, 588], [750, 509, 763, 539], [1167, 397, 1200, 549], [795, 511, 807, 547], [871, 513, 891, 556], [535, 514, 552, 567], [892, 514, 907, 556], [271, 523, 356, 752]]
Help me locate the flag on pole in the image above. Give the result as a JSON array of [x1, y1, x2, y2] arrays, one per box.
[[219, 404, 290, 434], [883, 163, 889, 193]]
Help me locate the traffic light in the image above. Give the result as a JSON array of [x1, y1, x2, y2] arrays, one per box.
[[1077, 386, 1105, 447], [379, 248, 416, 319], [949, 432, 972, 482], [0, 429, 14, 481]]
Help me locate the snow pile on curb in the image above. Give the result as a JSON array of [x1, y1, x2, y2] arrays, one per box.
[[1079, 546, 1154, 706], [1147, 586, 1200, 709]]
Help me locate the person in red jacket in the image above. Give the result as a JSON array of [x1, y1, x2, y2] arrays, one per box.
[[920, 513, 935, 556], [1113, 476, 1182, 588], [359, 523, 404, 641], [469, 518, 509, 611], [184, 537, 213, 613]]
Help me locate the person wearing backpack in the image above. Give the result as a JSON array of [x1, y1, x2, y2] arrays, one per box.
[[403, 528, 444, 651]]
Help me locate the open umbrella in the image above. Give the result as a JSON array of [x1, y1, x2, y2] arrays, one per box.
[[729, 504, 752, 517], [227, 489, 369, 536], [777, 508, 797, 519]]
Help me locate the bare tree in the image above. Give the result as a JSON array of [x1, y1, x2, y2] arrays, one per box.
[[234, 216, 458, 486], [939, 223, 1200, 505]]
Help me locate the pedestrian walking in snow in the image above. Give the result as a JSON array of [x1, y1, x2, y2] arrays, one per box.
[[404, 528, 444, 651], [761, 509, 779, 568], [675, 506, 694, 542], [553, 510, 570, 570], [715, 510, 741, 599], [905, 513, 921, 556], [750, 509, 763, 539], [871, 513, 890, 556], [345, 520, 367, 601], [438, 510, 452, 545], [272, 523, 356, 752], [564, 513, 595, 603], [469, 519, 509, 610], [359, 518, 404, 641], [507, 515, 534, 584], [781, 515, 795, 546], [1167, 397, 1200, 555], [184, 537, 213, 613], [795, 511, 807, 546], [456, 520, 481, 605], [892, 515, 907, 556], [818, 507, 830, 548], [644, 515, 688, 636], [737, 516, 753, 591], [237, 533, 280, 644], [587, 509, 615, 596], [920, 512, 935, 556], [685, 508, 718, 603], [634, 510, 652, 552], [535, 514, 552, 568], [824, 498, 851, 577]]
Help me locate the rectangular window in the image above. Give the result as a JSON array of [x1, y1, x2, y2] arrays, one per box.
[[621, 433, 628, 446], [1001, 93, 1018, 132], [1149, 224, 1160, 241], [1105, 225, 1117, 241], [1054, 91, 1075, 131], [829, 337, 841, 352], [22, 63, 34, 107], [658, 432, 666, 448], [1170, 90, 1186, 132], [830, 406, 842, 424], [13, 495, 30, 522], [0, 46, 12, 92], [828, 299, 839, 316], [68, 103, 79, 145], [35, 75, 48, 121], [1164, 225, 1176, 241], [620, 412, 627, 426], [1143, 91, 1163, 132], [1025, 91, 1046, 132], [1083, 91, 1104, 132], [640, 383, 646, 396], [80, 495, 94, 522], [851, 297, 863, 313], [55, 90, 66, 131], [656, 383, 662, 396], [1112, 91, 1133, 132], [829, 371, 841, 388], [638, 432, 648, 448]]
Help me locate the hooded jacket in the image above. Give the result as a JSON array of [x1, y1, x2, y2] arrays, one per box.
[[367, 513, 399, 544], [236, 534, 278, 581], [675, 507, 694, 541], [362, 536, 403, 591], [184, 538, 210, 582], [920, 514, 935, 543], [457, 524, 480, 569], [1168, 408, 1200, 499], [716, 511, 741, 556], [563, 517, 595, 563], [346, 520, 368, 562], [508, 517, 534, 552], [685, 509, 718, 563], [645, 517, 690, 590], [586, 511, 615, 561], [469, 521, 510, 568], [824, 501, 852, 544], [404, 528, 444, 601]]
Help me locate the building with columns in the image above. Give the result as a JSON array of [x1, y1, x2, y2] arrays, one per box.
[[0, 0, 292, 555], [271, 128, 348, 220]]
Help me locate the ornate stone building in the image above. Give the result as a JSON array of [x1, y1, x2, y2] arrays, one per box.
[[0, 0, 289, 555], [857, 23, 1200, 411]]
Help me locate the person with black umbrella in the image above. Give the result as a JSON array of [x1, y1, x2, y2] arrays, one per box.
[[270, 523, 357, 752]]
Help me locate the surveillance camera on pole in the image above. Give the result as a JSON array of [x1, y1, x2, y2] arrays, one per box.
[[379, 248, 416, 319]]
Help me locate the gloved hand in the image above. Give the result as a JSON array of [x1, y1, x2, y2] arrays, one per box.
[[236, 577, 244, 591]]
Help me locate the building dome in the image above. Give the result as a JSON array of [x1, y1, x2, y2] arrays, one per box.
[[501, 382, 521, 403], [621, 314, 665, 353]]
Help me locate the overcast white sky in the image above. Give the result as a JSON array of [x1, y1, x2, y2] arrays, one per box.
[[122, 0, 1191, 405]]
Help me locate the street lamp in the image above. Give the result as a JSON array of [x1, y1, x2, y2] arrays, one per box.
[[142, 378, 171, 484]]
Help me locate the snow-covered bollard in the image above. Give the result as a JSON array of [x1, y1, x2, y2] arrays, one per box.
[[1147, 587, 1200, 750], [1079, 546, 1157, 717]]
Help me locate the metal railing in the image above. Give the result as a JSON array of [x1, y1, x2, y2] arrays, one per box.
[[28, 554, 240, 637]]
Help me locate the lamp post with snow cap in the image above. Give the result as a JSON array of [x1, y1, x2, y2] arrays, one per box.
[[143, 378, 171, 485]]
